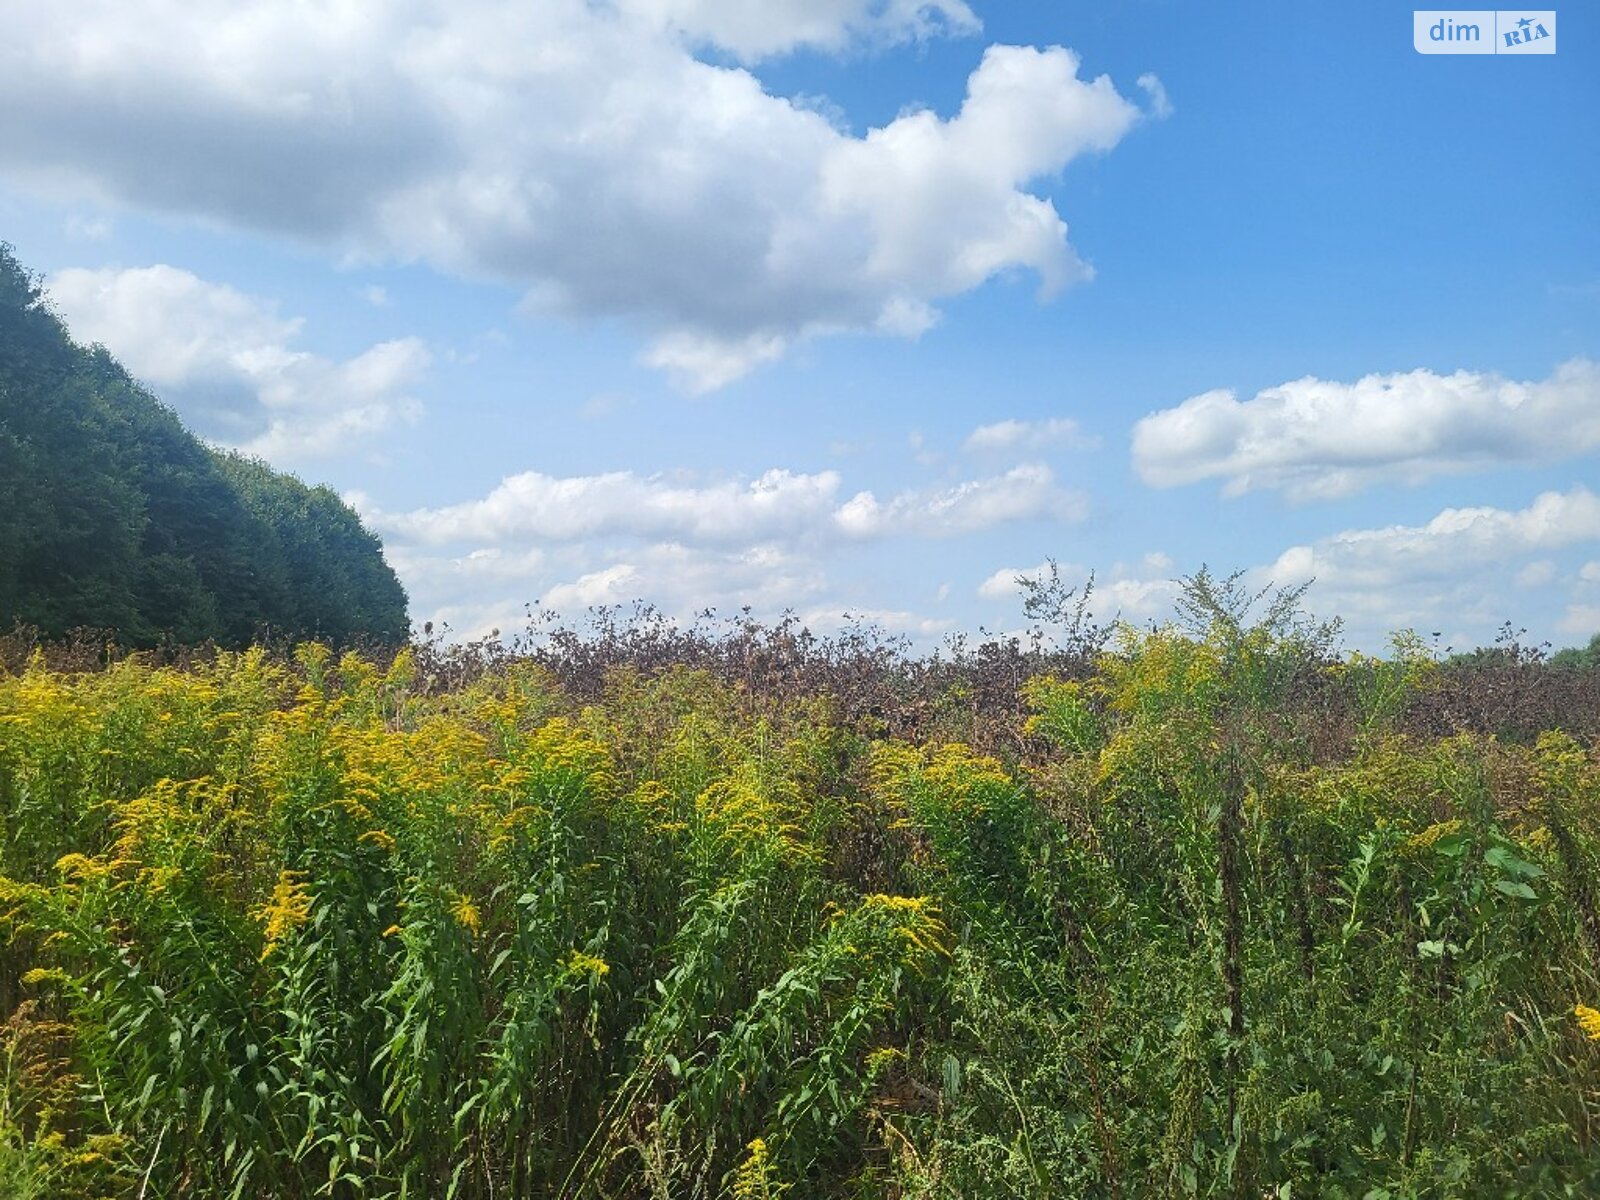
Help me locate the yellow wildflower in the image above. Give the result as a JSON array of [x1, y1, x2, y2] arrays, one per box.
[[865, 1046, 906, 1075], [1576, 1004, 1600, 1041], [863, 893, 929, 913], [21, 967, 72, 987], [54, 853, 114, 882], [138, 865, 182, 895], [359, 829, 397, 853], [1403, 819, 1463, 854], [450, 893, 482, 936], [732, 1136, 788, 1200], [257, 870, 313, 959], [566, 949, 610, 979]]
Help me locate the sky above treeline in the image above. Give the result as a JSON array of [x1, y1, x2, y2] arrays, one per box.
[[3, 1, 1597, 653]]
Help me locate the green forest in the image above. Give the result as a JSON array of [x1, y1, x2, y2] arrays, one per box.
[[0, 245, 408, 648]]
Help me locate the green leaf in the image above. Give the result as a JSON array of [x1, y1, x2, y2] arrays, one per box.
[[1485, 845, 1544, 879], [1493, 879, 1538, 901], [942, 1053, 962, 1098]]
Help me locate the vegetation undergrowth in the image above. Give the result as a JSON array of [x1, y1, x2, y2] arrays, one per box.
[[1, 573, 1598, 1197]]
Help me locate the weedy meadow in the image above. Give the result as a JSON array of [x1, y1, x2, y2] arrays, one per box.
[[0, 574, 1597, 1198]]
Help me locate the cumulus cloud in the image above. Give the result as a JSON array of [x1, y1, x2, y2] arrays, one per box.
[[2, 3, 1148, 390], [1516, 560, 1557, 588], [368, 459, 1084, 642], [833, 464, 1085, 537], [977, 556, 1177, 620], [46, 265, 427, 460], [962, 416, 1097, 453], [432, 545, 949, 644], [396, 537, 832, 640], [1132, 358, 1600, 500], [1246, 486, 1600, 646], [1261, 487, 1600, 590], [361, 462, 1084, 549], [362, 468, 845, 547], [1135, 73, 1172, 119], [972, 492, 1600, 651], [1560, 605, 1600, 636], [977, 560, 1060, 601]]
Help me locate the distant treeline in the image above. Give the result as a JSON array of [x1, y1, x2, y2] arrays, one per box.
[[0, 244, 408, 647]]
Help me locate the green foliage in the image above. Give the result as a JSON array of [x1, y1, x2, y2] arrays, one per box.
[[1550, 632, 1600, 671], [0, 585, 1598, 1197], [0, 243, 408, 647]]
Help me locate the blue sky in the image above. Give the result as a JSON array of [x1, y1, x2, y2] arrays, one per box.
[[3, 1, 1597, 651]]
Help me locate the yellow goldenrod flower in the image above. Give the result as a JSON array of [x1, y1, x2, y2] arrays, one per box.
[[566, 949, 611, 978], [732, 1137, 788, 1200], [864, 1046, 906, 1075], [257, 870, 313, 959], [450, 893, 482, 936], [1403, 820, 1463, 855], [1576, 1004, 1600, 1040], [54, 853, 113, 882]]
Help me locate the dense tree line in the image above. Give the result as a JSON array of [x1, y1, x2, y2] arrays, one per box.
[[0, 243, 408, 646]]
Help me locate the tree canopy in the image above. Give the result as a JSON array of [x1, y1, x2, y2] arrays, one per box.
[[0, 243, 409, 646]]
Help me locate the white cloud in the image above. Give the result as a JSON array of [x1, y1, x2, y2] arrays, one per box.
[[1261, 487, 1600, 590], [974, 490, 1600, 652], [370, 459, 1082, 643], [362, 468, 844, 547], [46, 264, 427, 460], [1099, 575, 1182, 620], [977, 557, 1175, 620], [977, 560, 1068, 601], [962, 416, 1097, 453], [364, 462, 1083, 549], [1559, 605, 1600, 635], [1515, 559, 1557, 588], [1132, 358, 1600, 500], [386, 545, 547, 588], [403, 538, 833, 638], [541, 564, 645, 613], [834, 464, 1085, 537], [1135, 73, 1172, 119], [641, 330, 790, 396], [2, 4, 1149, 390], [1249, 486, 1600, 645]]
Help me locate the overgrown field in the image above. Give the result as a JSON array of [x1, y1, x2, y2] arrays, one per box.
[[2, 597, 1599, 1197]]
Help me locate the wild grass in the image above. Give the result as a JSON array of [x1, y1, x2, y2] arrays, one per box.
[[1, 579, 1598, 1197]]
